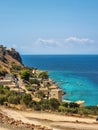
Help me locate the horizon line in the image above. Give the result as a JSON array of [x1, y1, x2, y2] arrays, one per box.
[[20, 54, 98, 55]]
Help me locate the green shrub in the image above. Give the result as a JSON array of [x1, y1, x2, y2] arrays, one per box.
[[28, 101, 35, 108], [8, 95, 20, 104], [49, 98, 60, 111], [0, 95, 7, 105], [40, 99, 50, 110], [21, 93, 32, 106], [38, 71, 48, 79], [0, 85, 10, 95], [61, 102, 69, 108], [69, 102, 79, 108], [58, 106, 66, 112], [29, 79, 40, 85], [37, 91, 45, 99], [33, 102, 41, 111], [20, 69, 30, 81]]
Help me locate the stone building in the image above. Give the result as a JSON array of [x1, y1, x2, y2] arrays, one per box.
[[50, 88, 62, 102], [75, 100, 85, 107]]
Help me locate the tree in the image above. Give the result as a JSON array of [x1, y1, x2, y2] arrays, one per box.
[[7, 91, 17, 97], [37, 91, 45, 99], [40, 99, 50, 110], [29, 79, 40, 85], [8, 95, 20, 104], [28, 100, 41, 111], [20, 69, 30, 81], [0, 85, 10, 95], [69, 102, 79, 108], [33, 102, 41, 111], [62, 102, 69, 108], [0, 95, 6, 105], [49, 98, 60, 111], [38, 71, 48, 79], [28, 100, 36, 108], [21, 93, 32, 106], [58, 106, 66, 112]]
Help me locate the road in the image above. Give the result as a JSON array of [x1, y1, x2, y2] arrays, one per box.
[[1, 107, 98, 130]]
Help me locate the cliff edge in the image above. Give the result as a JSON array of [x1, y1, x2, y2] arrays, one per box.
[[0, 45, 23, 74]]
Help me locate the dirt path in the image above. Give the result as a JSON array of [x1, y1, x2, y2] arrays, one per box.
[[1, 107, 98, 130], [0, 128, 10, 130]]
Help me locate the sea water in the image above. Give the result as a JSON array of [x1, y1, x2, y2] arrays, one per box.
[[21, 55, 98, 106]]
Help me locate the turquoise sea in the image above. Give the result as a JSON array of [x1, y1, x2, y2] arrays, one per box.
[[21, 55, 98, 106]]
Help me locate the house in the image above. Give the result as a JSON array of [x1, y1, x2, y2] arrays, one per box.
[[49, 88, 62, 102], [9, 48, 15, 52], [49, 85, 58, 90], [75, 100, 85, 107], [31, 84, 39, 91], [0, 74, 16, 88], [39, 87, 49, 96], [32, 68, 38, 74], [10, 88, 24, 93], [0, 79, 12, 85], [4, 74, 15, 81], [43, 80, 50, 87], [0, 79, 16, 88]]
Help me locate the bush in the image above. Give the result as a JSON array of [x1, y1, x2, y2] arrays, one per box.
[[58, 106, 66, 112], [27, 87, 33, 91], [61, 102, 69, 108], [40, 99, 50, 110], [0, 69, 7, 76], [78, 108, 90, 116], [0, 95, 7, 105], [20, 69, 30, 81], [37, 91, 45, 99], [0, 85, 10, 95], [69, 102, 79, 108], [38, 71, 48, 79], [7, 91, 18, 97], [21, 93, 32, 106], [32, 102, 41, 111], [49, 98, 60, 111], [29, 79, 40, 85], [8, 95, 20, 104], [28, 101, 35, 108]]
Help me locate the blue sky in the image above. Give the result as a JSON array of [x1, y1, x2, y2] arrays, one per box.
[[0, 0, 98, 54]]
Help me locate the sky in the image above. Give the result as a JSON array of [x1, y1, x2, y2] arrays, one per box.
[[0, 0, 98, 54]]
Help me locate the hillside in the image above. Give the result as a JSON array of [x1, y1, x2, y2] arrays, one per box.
[[0, 44, 62, 106], [0, 45, 23, 74]]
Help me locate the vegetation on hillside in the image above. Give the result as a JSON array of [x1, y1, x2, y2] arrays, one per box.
[[0, 85, 98, 116], [0, 45, 23, 74]]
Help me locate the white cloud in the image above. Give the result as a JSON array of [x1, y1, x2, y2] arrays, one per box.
[[64, 36, 94, 44], [33, 37, 94, 49], [34, 38, 59, 47]]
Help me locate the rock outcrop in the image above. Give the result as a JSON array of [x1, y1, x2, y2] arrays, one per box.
[[6, 48, 22, 64], [0, 45, 23, 73]]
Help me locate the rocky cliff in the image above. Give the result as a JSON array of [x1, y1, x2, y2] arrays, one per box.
[[0, 45, 23, 73], [6, 48, 22, 64]]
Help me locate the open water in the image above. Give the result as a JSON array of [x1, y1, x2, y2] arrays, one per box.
[[21, 55, 98, 106]]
